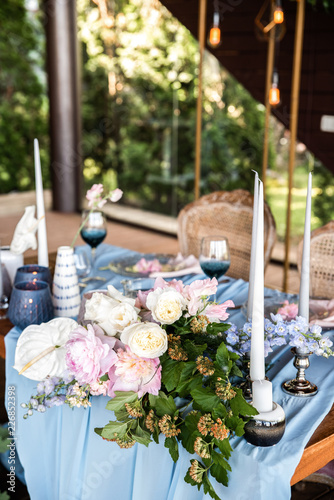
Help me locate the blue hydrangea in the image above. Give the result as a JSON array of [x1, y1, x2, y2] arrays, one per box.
[[243, 322, 252, 335], [240, 340, 251, 354], [270, 336, 287, 347], [264, 340, 273, 357], [289, 334, 308, 349], [226, 331, 240, 346], [264, 319, 275, 334]]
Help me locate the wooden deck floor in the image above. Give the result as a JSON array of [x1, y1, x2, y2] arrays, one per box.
[[0, 210, 300, 293]]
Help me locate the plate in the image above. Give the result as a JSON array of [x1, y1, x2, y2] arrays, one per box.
[[106, 253, 176, 277], [241, 292, 299, 320]]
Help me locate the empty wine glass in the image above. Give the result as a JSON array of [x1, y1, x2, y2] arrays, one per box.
[[199, 236, 231, 297], [80, 210, 107, 267], [73, 251, 92, 279]]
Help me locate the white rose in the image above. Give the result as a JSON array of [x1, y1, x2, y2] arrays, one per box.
[[146, 288, 186, 325], [84, 290, 139, 336], [120, 322, 168, 358], [107, 285, 137, 308]]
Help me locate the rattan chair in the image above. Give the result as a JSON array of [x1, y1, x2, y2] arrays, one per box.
[[177, 190, 276, 281], [297, 220, 334, 299]]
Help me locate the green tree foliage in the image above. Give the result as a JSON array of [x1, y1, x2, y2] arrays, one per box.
[[0, 0, 49, 194], [78, 0, 268, 215]]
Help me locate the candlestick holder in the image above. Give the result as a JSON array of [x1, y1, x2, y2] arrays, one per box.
[[244, 402, 286, 447], [282, 347, 317, 397]]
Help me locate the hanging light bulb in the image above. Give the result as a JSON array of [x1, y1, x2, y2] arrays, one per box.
[[208, 11, 221, 48], [269, 70, 280, 106], [274, 0, 284, 24]]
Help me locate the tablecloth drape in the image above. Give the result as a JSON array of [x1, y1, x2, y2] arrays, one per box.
[[5, 244, 334, 500]]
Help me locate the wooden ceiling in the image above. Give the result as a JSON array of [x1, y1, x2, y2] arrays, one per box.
[[160, 0, 334, 174]]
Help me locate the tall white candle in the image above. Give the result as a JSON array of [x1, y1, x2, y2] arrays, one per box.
[[250, 180, 265, 381], [34, 139, 49, 267], [247, 171, 259, 319], [252, 380, 273, 413], [298, 172, 312, 323]]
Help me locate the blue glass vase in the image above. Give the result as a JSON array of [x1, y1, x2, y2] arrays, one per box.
[[8, 281, 54, 330]]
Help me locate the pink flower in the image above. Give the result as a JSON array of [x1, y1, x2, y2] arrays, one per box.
[[153, 277, 185, 294], [65, 324, 118, 385], [86, 184, 105, 209], [184, 278, 218, 316], [89, 379, 110, 396], [110, 188, 123, 202], [204, 300, 235, 321], [135, 258, 162, 273], [277, 300, 298, 321], [108, 347, 161, 398]]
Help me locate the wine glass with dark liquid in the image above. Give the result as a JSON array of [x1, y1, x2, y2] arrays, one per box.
[[80, 210, 107, 267], [199, 236, 231, 297]]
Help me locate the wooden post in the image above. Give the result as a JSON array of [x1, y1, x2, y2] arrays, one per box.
[[44, 0, 82, 212], [194, 0, 207, 200], [283, 0, 305, 292], [262, 1, 276, 198]]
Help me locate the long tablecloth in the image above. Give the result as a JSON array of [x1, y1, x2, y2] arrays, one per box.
[[5, 244, 334, 500]]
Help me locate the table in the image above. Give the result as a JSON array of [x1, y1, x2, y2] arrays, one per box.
[[3, 244, 334, 499]]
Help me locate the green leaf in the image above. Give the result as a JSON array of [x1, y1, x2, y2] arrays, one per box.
[[230, 364, 243, 378], [99, 373, 109, 382], [211, 449, 232, 472], [180, 424, 199, 454], [210, 462, 229, 487], [132, 423, 152, 447], [105, 391, 138, 411], [185, 411, 201, 433], [154, 395, 177, 417], [202, 474, 222, 500], [216, 437, 233, 458], [229, 389, 258, 417], [225, 416, 245, 437], [114, 407, 130, 421], [212, 403, 227, 420], [206, 322, 229, 335], [215, 343, 232, 374], [164, 436, 179, 462], [183, 339, 207, 360], [190, 387, 221, 412], [101, 421, 128, 439], [161, 358, 184, 391]]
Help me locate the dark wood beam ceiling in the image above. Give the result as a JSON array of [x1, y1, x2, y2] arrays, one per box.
[[160, 0, 334, 174]]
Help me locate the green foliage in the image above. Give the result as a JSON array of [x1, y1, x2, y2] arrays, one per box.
[[0, 0, 49, 193]]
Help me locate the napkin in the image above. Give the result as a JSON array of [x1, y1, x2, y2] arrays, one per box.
[[309, 298, 334, 327], [10, 206, 38, 255], [149, 253, 202, 279]]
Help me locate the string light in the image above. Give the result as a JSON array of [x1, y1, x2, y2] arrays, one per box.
[[208, 12, 221, 48], [269, 70, 280, 106], [274, 0, 284, 24]]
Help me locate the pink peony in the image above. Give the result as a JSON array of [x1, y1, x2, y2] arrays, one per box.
[[153, 277, 184, 294], [65, 324, 118, 385], [110, 188, 123, 203], [204, 299, 235, 321], [86, 184, 106, 209], [277, 300, 298, 321], [108, 347, 161, 398]]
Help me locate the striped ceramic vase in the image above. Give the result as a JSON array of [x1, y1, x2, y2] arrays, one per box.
[[52, 246, 80, 318]]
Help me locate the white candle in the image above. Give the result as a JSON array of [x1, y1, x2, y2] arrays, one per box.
[[252, 379, 273, 413], [34, 139, 49, 267], [247, 171, 259, 320], [298, 172, 312, 323], [250, 180, 265, 381]]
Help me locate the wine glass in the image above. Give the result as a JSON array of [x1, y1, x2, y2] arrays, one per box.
[[199, 236, 231, 296], [73, 251, 92, 280], [80, 210, 107, 267]]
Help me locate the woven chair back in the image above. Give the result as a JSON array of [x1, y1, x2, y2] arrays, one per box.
[[297, 220, 334, 299], [177, 190, 276, 281]]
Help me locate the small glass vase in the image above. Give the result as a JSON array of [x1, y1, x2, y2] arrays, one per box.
[[52, 246, 81, 318], [282, 347, 318, 397]]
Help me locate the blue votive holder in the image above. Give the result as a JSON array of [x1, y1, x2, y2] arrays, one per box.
[[14, 265, 52, 287], [8, 281, 54, 330]]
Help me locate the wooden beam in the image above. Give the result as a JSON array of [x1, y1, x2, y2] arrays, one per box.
[[44, 0, 82, 212], [283, 0, 306, 292], [194, 0, 207, 200]]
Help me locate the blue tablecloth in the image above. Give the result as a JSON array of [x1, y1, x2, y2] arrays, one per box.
[[4, 244, 334, 500]]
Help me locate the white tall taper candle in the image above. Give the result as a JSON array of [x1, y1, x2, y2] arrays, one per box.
[[247, 171, 259, 319], [250, 180, 265, 381], [34, 139, 49, 267], [252, 379, 273, 413], [298, 172, 312, 322]]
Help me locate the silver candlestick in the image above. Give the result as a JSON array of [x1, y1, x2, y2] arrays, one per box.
[[282, 348, 317, 397]]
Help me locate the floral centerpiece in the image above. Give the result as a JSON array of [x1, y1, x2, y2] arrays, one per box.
[[17, 277, 257, 500]]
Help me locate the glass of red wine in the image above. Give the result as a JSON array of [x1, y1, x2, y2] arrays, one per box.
[[80, 210, 107, 267], [199, 236, 230, 298]]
